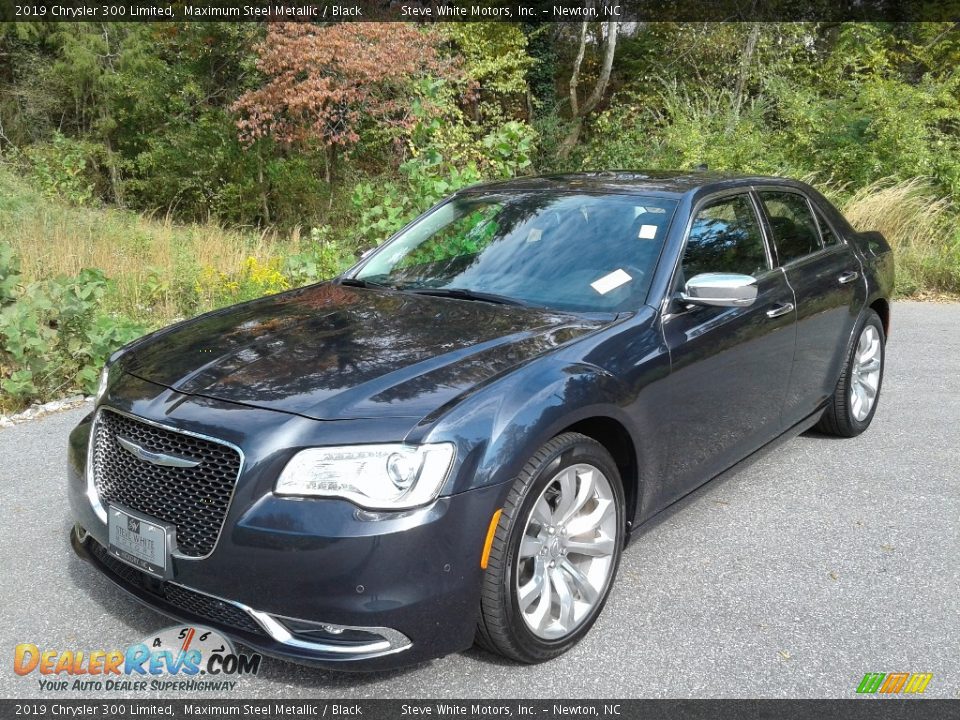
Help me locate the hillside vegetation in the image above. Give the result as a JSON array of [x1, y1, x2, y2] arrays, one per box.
[[1, 21, 959, 410]]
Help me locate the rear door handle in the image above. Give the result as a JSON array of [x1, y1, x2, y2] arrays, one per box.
[[838, 270, 860, 285], [766, 302, 794, 319]]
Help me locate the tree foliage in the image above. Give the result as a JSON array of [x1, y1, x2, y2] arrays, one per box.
[[234, 23, 455, 151]]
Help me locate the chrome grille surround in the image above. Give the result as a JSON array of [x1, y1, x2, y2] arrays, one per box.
[[89, 407, 243, 558]]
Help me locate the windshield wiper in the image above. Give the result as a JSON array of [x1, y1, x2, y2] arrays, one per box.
[[337, 277, 397, 290], [405, 287, 528, 307]]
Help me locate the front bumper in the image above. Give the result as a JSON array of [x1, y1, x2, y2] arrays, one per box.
[[67, 399, 507, 671]]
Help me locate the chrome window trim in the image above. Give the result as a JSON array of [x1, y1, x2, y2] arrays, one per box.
[[167, 582, 413, 658], [87, 404, 245, 562], [659, 187, 774, 317]]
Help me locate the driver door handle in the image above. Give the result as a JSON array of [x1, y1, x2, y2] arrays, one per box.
[[838, 270, 860, 285], [766, 302, 794, 319]]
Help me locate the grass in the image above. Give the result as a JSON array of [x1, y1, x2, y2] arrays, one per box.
[[838, 178, 960, 298], [0, 167, 303, 325]]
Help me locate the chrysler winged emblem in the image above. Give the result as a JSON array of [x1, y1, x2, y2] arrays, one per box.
[[116, 436, 202, 468]]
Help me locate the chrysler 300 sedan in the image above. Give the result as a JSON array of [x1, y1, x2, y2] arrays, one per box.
[[68, 171, 894, 669]]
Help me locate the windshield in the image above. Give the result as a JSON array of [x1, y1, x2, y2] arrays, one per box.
[[353, 192, 678, 313]]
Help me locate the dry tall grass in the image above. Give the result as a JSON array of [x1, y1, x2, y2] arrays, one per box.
[[0, 168, 301, 321], [839, 178, 959, 295]]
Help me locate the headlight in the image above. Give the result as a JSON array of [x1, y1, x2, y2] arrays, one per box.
[[275, 443, 456, 510], [95, 365, 110, 404]]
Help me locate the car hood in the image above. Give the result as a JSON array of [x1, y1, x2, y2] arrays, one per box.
[[122, 283, 607, 420]]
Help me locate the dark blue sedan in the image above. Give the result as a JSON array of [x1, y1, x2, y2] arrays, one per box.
[[68, 171, 894, 669]]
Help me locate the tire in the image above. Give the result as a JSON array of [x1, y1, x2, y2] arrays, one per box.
[[475, 432, 625, 663], [815, 310, 886, 437]]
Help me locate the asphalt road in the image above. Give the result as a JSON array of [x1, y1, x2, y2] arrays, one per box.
[[1, 301, 958, 700]]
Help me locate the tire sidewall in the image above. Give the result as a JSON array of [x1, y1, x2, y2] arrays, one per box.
[[500, 438, 625, 660]]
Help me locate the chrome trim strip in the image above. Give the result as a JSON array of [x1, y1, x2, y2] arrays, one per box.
[[168, 583, 412, 658], [87, 406, 246, 561]]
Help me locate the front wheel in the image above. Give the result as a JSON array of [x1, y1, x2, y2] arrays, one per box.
[[475, 432, 625, 663], [816, 310, 886, 437]]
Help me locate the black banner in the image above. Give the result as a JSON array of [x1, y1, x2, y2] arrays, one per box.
[[1, 700, 959, 720], [1, 0, 959, 23]]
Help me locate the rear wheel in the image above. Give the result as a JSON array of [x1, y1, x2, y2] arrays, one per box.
[[476, 432, 625, 663], [816, 310, 885, 437]]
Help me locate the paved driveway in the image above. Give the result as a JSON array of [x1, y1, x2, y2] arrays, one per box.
[[1, 301, 957, 699]]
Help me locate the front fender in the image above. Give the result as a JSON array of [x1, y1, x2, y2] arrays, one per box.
[[421, 358, 639, 497]]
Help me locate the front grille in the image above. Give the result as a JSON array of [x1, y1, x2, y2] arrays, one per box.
[[88, 541, 265, 636], [92, 408, 242, 557]]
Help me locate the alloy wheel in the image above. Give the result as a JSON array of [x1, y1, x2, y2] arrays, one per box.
[[850, 324, 882, 422], [515, 463, 618, 640]]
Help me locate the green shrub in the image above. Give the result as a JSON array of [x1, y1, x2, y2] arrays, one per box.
[[283, 227, 353, 286], [0, 244, 146, 410], [22, 133, 101, 206]]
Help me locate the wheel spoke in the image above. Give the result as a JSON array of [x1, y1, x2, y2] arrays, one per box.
[[561, 559, 600, 605], [531, 495, 553, 528], [860, 357, 881, 374], [859, 377, 877, 398], [566, 498, 613, 537], [549, 567, 575, 630], [851, 383, 865, 419], [528, 568, 553, 631], [557, 468, 596, 526], [517, 558, 546, 611], [520, 535, 543, 559], [564, 534, 615, 558], [551, 468, 578, 523]]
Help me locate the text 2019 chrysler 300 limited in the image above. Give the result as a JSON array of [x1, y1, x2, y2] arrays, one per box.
[[68, 172, 894, 669]]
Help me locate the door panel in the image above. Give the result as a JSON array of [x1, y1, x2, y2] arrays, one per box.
[[658, 270, 796, 503], [756, 191, 866, 425], [649, 192, 797, 507], [780, 244, 864, 425]]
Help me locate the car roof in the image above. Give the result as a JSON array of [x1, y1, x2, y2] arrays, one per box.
[[457, 171, 809, 199]]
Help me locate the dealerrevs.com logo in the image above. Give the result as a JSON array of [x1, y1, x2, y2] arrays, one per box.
[[14, 625, 261, 692]]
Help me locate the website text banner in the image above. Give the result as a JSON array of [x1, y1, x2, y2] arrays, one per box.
[[2, 0, 959, 23], [2, 700, 959, 720]]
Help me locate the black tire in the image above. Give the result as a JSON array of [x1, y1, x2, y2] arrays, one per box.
[[815, 310, 886, 437], [475, 432, 625, 664]]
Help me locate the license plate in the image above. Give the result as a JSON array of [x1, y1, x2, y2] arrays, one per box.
[[108, 506, 173, 578]]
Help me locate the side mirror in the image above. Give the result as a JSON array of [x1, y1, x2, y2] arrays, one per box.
[[681, 273, 758, 308]]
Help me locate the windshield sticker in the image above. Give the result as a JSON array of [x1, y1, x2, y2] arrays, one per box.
[[591, 268, 632, 295], [638, 224, 658, 239], [526, 227, 543, 243]]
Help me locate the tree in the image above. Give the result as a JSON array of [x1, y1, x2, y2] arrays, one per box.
[[233, 23, 455, 183], [558, 18, 620, 160]]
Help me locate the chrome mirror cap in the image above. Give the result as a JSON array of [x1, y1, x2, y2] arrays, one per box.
[[681, 272, 758, 308]]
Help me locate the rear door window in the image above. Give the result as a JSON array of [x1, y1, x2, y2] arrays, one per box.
[[759, 191, 822, 264]]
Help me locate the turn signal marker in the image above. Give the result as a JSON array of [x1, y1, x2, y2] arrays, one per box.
[[480, 509, 503, 569]]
